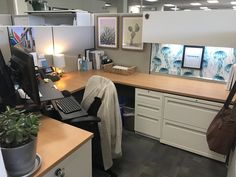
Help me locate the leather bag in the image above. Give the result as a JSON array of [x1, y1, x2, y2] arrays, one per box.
[[206, 82, 236, 155]]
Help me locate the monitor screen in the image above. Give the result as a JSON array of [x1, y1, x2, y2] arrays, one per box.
[[10, 47, 40, 105], [0, 49, 16, 107]]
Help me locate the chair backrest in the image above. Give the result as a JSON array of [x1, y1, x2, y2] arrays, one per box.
[[81, 75, 115, 112]]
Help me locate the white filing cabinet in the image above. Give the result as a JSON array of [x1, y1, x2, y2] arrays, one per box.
[[135, 88, 163, 139], [161, 94, 226, 162], [43, 140, 92, 177], [227, 149, 236, 177]]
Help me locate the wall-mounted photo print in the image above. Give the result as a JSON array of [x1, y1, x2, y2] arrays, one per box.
[[97, 16, 118, 48]]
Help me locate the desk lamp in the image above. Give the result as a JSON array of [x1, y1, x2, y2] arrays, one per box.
[[53, 54, 65, 77]]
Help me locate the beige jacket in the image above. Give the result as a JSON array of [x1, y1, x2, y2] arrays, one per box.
[[81, 75, 122, 170]]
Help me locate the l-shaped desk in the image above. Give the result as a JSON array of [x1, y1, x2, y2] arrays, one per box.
[[55, 70, 230, 103], [34, 70, 230, 177]]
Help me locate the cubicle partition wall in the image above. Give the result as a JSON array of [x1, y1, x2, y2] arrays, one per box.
[[0, 26, 95, 72]]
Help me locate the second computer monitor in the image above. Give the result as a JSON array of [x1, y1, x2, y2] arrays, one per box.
[[10, 47, 40, 105]]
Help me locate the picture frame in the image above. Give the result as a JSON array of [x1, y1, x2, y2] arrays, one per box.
[[121, 15, 143, 50], [97, 16, 118, 48], [182, 45, 205, 70]]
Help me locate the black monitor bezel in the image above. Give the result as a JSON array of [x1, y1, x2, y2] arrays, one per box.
[[10, 47, 40, 105]]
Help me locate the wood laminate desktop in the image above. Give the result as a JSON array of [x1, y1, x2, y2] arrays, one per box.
[[33, 117, 93, 177], [55, 70, 230, 103]]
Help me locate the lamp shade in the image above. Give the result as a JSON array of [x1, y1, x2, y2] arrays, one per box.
[[53, 54, 65, 68]]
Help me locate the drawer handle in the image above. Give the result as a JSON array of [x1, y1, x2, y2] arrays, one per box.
[[138, 93, 161, 100], [137, 104, 160, 111], [137, 114, 159, 121], [55, 168, 65, 177]]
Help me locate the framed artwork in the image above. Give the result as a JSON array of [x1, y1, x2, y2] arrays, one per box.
[[121, 15, 143, 50], [97, 16, 118, 48], [182, 45, 205, 70]]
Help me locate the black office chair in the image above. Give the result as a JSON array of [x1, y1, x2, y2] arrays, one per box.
[[61, 91, 117, 177]]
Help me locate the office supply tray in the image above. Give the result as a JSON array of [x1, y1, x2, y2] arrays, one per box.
[[102, 63, 136, 75]]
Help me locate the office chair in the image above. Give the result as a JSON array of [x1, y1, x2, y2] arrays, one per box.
[[67, 75, 122, 177]]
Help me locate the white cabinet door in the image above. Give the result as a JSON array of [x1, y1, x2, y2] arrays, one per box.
[[43, 140, 92, 177], [161, 94, 225, 162], [161, 120, 225, 162], [164, 94, 222, 131], [142, 10, 236, 48], [227, 150, 236, 177], [135, 88, 163, 138]]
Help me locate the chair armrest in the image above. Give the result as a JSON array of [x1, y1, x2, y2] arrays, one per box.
[[69, 115, 101, 124]]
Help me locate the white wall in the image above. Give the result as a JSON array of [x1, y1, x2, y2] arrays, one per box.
[[47, 0, 106, 12], [0, 27, 11, 64], [0, 0, 10, 14]]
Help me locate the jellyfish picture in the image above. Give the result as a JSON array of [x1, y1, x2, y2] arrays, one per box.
[[172, 48, 183, 75], [225, 64, 233, 73], [173, 60, 182, 75], [152, 57, 162, 72], [200, 48, 209, 77], [160, 47, 171, 73], [159, 68, 169, 74], [183, 71, 194, 77], [213, 50, 227, 81]]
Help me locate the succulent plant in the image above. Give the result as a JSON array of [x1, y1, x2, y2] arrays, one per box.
[[128, 23, 140, 46], [0, 107, 40, 148], [100, 27, 116, 45]]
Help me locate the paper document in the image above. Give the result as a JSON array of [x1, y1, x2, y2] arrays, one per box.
[[113, 65, 128, 71]]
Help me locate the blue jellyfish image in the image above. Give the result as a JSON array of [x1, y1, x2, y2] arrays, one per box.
[[161, 47, 171, 73], [213, 51, 227, 81], [225, 64, 233, 73], [152, 57, 162, 72], [200, 48, 209, 77], [173, 60, 182, 75], [159, 67, 169, 74], [234, 48, 236, 63], [183, 71, 193, 77]]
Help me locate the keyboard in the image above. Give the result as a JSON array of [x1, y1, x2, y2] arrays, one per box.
[[55, 96, 81, 114]]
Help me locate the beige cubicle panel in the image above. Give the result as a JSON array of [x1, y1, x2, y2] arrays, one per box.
[[0, 27, 11, 63]]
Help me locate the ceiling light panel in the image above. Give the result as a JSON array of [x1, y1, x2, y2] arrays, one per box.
[[145, 0, 158, 2], [231, 1, 236, 5], [164, 4, 175, 7], [207, 0, 219, 3], [190, 2, 202, 6]]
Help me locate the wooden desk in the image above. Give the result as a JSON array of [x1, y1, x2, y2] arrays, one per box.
[[33, 117, 93, 177], [55, 70, 230, 103]]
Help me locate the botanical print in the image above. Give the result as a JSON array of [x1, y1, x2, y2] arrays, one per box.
[[97, 16, 118, 48], [8, 27, 36, 52], [122, 16, 143, 50], [151, 43, 236, 82]]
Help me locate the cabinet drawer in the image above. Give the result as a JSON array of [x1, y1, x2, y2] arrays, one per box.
[[135, 114, 161, 138], [136, 88, 163, 107], [43, 140, 92, 177], [136, 101, 162, 118], [161, 120, 225, 162], [164, 96, 222, 131]]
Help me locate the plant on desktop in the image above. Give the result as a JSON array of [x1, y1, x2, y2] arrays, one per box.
[[0, 107, 40, 148], [0, 106, 40, 176]]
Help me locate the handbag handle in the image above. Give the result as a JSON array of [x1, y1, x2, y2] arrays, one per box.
[[224, 81, 236, 108]]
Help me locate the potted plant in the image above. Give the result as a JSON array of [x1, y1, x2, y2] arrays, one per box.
[[0, 107, 40, 177]]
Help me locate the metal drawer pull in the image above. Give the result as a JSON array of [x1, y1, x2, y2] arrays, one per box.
[[55, 168, 65, 177]]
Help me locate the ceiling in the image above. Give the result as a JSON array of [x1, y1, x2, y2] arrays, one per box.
[[127, 0, 236, 11]]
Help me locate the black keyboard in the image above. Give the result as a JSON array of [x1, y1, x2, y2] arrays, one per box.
[[55, 96, 81, 114]]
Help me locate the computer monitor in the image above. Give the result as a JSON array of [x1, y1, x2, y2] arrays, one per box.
[[10, 47, 40, 105], [0, 49, 17, 109]]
